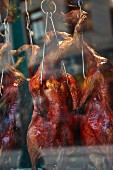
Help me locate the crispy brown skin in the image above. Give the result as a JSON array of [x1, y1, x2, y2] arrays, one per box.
[[10, 12, 85, 168], [79, 42, 113, 168], [0, 42, 25, 154], [0, 83, 19, 152], [0, 65, 25, 154], [27, 35, 80, 169], [28, 74, 79, 169], [27, 12, 88, 168]]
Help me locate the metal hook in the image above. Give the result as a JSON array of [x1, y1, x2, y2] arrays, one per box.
[[40, 12, 49, 85], [25, 0, 33, 45], [4, 21, 10, 42], [0, 8, 9, 40], [2, 3, 10, 43], [78, 0, 86, 79], [41, 0, 68, 85], [0, 69, 4, 96], [49, 11, 69, 85], [40, 0, 56, 85], [78, 0, 83, 7], [41, 0, 56, 14], [0, 14, 2, 25], [49, 12, 59, 46], [62, 61, 69, 85]]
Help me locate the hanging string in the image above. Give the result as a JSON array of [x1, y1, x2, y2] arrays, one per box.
[[49, 12, 69, 85], [40, 12, 49, 85], [78, 0, 86, 79], [25, 0, 33, 45]]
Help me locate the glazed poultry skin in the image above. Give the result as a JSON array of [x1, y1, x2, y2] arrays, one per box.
[[27, 12, 87, 169], [27, 36, 80, 169], [0, 65, 25, 153], [79, 42, 113, 168]]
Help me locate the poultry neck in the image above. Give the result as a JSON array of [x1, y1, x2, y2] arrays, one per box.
[[83, 42, 108, 76]]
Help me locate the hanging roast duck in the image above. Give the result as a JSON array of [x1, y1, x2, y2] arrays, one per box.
[[78, 41, 113, 169], [0, 42, 25, 154], [27, 41, 80, 170]]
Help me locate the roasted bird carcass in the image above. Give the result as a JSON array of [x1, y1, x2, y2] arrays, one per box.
[[27, 32, 80, 169], [27, 12, 88, 169], [0, 66, 25, 153], [0, 43, 25, 154], [79, 41, 113, 169]]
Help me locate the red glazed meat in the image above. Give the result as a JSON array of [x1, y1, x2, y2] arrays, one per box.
[[27, 35, 80, 169], [0, 65, 25, 153], [79, 42, 113, 169]]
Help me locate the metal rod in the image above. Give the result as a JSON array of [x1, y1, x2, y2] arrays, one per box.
[[0, 14, 2, 24], [78, 0, 86, 79], [40, 12, 49, 85], [62, 61, 69, 85], [49, 12, 59, 46], [49, 12, 69, 84], [0, 69, 4, 96], [25, 0, 33, 45]]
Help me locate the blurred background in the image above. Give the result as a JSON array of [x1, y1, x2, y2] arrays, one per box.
[[0, 0, 113, 169]]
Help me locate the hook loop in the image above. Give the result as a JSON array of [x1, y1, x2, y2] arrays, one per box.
[[41, 0, 56, 14], [78, 0, 83, 7]]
